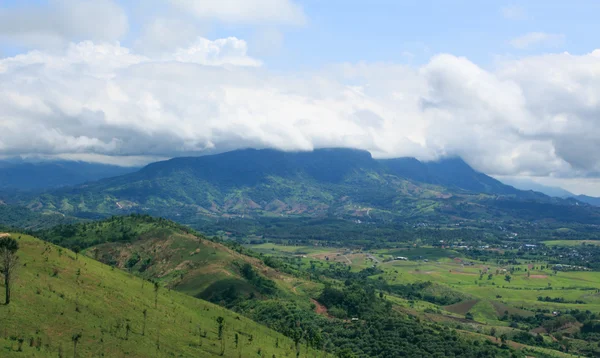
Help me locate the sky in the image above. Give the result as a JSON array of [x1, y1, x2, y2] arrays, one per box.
[[1, 0, 600, 195]]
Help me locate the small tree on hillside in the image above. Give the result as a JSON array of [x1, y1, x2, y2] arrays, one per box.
[[72, 333, 82, 358], [0, 237, 19, 305], [72, 246, 81, 260], [216, 316, 225, 356], [217, 317, 224, 340], [142, 309, 147, 336]]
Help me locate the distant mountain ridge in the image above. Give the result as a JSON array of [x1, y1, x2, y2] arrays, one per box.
[[0, 159, 138, 190], [498, 177, 575, 198], [573, 194, 600, 207], [497, 177, 600, 207], [10, 148, 600, 225], [380, 157, 523, 196]]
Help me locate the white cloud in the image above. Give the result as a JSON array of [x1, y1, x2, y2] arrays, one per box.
[[2, 39, 600, 186], [169, 37, 262, 67], [510, 32, 565, 49], [0, 0, 128, 49], [134, 17, 203, 55], [501, 6, 526, 20], [170, 0, 306, 25]]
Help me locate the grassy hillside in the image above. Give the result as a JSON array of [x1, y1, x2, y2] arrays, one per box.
[[37, 215, 321, 307], [0, 233, 325, 357], [33, 215, 524, 357]]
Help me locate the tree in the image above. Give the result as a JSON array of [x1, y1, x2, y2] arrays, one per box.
[[142, 309, 147, 336], [72, 333, 82, 358], [216, 317, 224, 340], [500, 334, 507, 344], [216, 316, 225, 356], [490, 327, 497, 340], [504, 274, 512, 283], [125, 321, 131, 340], [72, 246, 81, 260], [0, 237, 19, 305]]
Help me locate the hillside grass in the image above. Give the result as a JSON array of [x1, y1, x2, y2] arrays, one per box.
[[0, 233, 325, 357], [543, 239, 600, 247]]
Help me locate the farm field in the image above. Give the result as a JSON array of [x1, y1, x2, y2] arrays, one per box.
[[381, 252, 600, 314], [246, 243, 376, 270], [543, 239, 600, 247], [254, 243, 600, 356]]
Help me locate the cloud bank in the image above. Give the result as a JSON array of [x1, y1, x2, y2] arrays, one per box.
[[0, 0, 128, 49], [0, 0, 599, 184], [2, 38, 600, 179]]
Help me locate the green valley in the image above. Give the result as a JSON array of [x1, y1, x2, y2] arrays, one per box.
[[1, 215, 526, 357]]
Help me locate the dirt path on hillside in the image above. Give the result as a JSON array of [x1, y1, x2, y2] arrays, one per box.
[[291, 283, 303, 294], [529, 275, 548, 279], [311, 299, 329, 317]]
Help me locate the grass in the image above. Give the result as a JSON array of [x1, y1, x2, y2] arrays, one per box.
[[543, 239, 600, 247], [0, 233, 326, 357], [444, 299, 479, 315]]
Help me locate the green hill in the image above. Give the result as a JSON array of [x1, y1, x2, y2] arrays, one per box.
[[37, 215, 320, 307], [32, 215, 520, 357], [0, 232, 325, 357]]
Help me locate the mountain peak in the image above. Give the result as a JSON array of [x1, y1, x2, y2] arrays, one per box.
[[138, 147, 376, 186]]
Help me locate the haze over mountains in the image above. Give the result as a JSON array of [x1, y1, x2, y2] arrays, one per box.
[[4, 148, 599, 227], [0, 159, 138, 190], [500, 177, 600, 207]]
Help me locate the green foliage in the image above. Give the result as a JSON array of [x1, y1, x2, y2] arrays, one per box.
[[0, 205, 76, 230], [36, 214, 197, 250]]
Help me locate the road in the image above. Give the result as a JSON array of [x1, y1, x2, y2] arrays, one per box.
[[341, 254, 352, 265], [367, 253, 381, 264]]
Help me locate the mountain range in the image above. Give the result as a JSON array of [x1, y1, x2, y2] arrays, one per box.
[[0, 159, 138, 190], [6, 148, 599, 227], [499, 177, 600, 207]]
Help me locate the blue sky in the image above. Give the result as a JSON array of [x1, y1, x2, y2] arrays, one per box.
[[196, 0, 600, 70], [2, 0, 600, 195], [3, 0, 600, 69]]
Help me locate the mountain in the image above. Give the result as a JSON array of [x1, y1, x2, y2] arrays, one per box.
[[0, 232, 316, 357], [0, 160, 138, 190], [15, 148, 600, 226], [497, 177, 575, 198], [380, 157, 523, 195], [497, 177, 600, 207], [573, 194, 600, 207]]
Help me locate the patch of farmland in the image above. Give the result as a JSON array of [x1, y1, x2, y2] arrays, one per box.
[[444, 299, 479, 315]]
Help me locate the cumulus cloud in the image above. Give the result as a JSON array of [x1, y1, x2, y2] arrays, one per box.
[[170, 0, 306, 25], [2, 38, 600, 180], [510, 32, 565, 49], [0, 0, 127, 49]]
